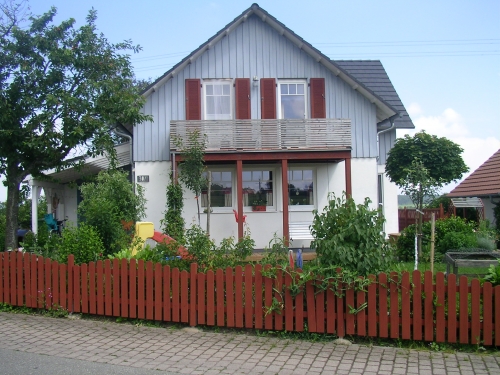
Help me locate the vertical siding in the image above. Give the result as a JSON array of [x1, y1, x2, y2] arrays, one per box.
[[135, 14, 378, 162], [378, 129, 397, 165]]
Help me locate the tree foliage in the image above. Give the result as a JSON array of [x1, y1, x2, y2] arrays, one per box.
[[161, 172, 185, 243], [0, 6, 150, 249], [78, 170, 146, 256]]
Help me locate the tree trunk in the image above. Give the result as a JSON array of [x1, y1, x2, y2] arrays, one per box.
[[417, 185, 424, 258], [5, 175, 21, 251]]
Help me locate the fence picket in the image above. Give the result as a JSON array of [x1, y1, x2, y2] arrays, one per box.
[[130, 259, 137, 319], [206, 270, 215, 326], [378, 273, 388, 338], [10, 252, 17, 305], [137, 260, 145, 319], [104, 260, 112, 316], [96, 260, 104, 316], [424, 271, 434, 342], [470, 279, 481, 345], [401, 272, 410, 340], [447, 273, 457, 343], [367, 275, 377, 337], [345, 285, 355, 335], [316, 286, 325, 334], [44, 258, 51, 309], [483, 282, 492, 346], [326, 286, 335, 334], [172, 267, 180, 322], [390, 272, 399, 339], [154, 263, 162, 321], [146, 261, 153, 320], [81, 263, 88, 314], [235, 266, 243, 328], [123, 259, 130, 318], [264, 265, 273, 330], [216, 268, 225, 327], [356, 278, 366, 337], [181, 270, 189, 323], [306, 280, 316, 333], [284, 271, 293, 332], [190, 263, 198, 327], [60, 264, 67, 310], [68, 255, 74, 313], [17, 252, 23, 306], [226, 267, 235, 328], [495, 286, 500, 346], [162, 265, 170, 321], [435, 272, 445, 342], [254, 265, 263, 329], [3, 253, 10, 304], [245, 264, 253, 329], [23, 254, 31, 308], [112, 259, 120, 317], [197, 272, 205, 325], [274, 268, 283, 331], [89, 262, 96, 315], [459, 275, 469, 344], [30, 254, 37, 308], [0, 254, 3, 304], [73, 265, 80, 313]]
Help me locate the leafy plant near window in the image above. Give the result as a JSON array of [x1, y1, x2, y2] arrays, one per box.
[[161, 172, 185, 244], [310, 192, 393, 276], [173, 129, 207, 227]]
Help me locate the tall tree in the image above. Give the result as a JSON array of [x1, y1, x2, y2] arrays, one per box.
[[386, 131, 468, 255], [0, 6, 150, 249]]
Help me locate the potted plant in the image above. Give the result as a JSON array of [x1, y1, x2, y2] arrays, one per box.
[[251, 196, 267, 211]]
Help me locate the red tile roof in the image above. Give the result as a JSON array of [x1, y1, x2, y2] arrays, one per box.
[[447, 149, 500, 197]]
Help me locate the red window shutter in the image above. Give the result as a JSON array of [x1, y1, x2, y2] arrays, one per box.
[[260, 78, 276, 119], [235, 78, 251, 119], [310, 78, 326, 118], [185, 79, 201, 120]]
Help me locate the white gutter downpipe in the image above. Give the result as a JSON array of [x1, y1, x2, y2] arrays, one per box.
[[377, 113, 401, 161]]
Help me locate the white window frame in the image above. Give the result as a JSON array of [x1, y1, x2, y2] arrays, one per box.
[[287, 167, 316, 212], [201, 167, 234, 213], [242, 167, 277, 212], [202, 79, 234, 120], [277, 79, 308, 119]]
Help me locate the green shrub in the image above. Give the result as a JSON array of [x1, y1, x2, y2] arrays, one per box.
[[310, 193, 393, 276], [484, 260, 500, 286], [78, 170, 146, 256], [396, 215, 477, 260], [56, 223, 105, 264], [161, 173, 185, 244]]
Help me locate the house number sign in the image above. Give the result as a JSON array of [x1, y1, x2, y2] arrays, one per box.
[[137, 175, 149, 182]]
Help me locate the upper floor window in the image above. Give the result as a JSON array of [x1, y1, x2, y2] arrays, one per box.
[[278, 80, 307, 119], [204, 80, 233, 120]]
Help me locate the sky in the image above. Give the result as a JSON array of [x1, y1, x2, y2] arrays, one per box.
[[1, 0, 499, 201]]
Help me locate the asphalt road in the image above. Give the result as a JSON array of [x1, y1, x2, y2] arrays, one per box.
[[0, 349, 181, 375]]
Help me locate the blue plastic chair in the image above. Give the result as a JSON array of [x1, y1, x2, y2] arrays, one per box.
[[44, 214, 58, 232]]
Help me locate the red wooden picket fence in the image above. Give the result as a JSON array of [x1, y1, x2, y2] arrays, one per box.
[[1, 252, 499, 346]]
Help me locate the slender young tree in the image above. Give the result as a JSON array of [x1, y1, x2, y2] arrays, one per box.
[[0, 6, 150, 249]]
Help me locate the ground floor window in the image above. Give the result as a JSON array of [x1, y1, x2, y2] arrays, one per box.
[[288, 169, 314, 206], [242, 170, 274, 207], [201, 170, 232, 208]]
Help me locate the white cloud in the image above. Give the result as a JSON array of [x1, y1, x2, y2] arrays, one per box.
[[398, 105, 500, 193]]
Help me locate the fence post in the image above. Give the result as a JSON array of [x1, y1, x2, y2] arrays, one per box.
[[68, 255, 74, 313]]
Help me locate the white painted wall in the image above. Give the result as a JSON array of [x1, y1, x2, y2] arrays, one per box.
[[378, 164, 399, 235], [135, 161, 171, 231], [351, 158, 378, 210]]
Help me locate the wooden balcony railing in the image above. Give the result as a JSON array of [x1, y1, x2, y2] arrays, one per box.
[[170, 119, 351, 153]]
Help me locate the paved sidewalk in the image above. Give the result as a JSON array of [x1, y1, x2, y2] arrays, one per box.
[[0, 312, 499, 375]]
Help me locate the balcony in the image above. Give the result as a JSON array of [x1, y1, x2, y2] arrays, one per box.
[[170, 119, 351, 153]]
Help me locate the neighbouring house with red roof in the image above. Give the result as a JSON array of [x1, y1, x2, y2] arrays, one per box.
[[447, 149, 500, 226], [29, 4, 414, 248]]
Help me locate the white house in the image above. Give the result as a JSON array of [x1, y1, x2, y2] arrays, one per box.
[[30, 4, 414, 249]]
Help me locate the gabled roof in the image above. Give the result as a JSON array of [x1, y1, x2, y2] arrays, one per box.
[[142, 3, 413, 127], [447, 149, 500, 197], [335, 61, 414, 129]]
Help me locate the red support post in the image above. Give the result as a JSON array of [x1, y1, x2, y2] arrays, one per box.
[[236, 160, 244, 240], [281, 159, 289, 245], [345, 156, 352, 197]]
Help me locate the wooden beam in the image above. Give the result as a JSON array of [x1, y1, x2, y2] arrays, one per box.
[[282, 159, 289, 246], [345, 156, 352, 197], [236, 160, 244, 240], [174, 150, 351, 162]]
